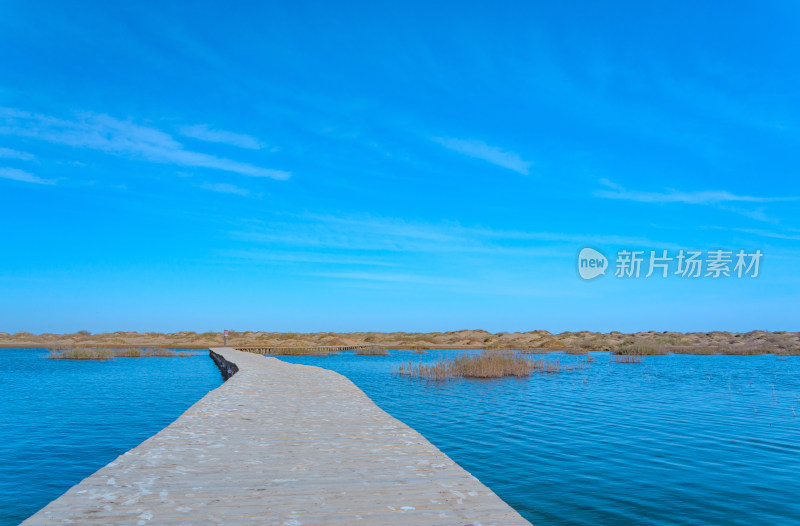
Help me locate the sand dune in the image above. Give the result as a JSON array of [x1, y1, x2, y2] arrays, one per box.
[[2, 329, 798, 355]]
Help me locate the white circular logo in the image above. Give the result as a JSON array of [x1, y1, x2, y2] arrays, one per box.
[[578, 248, 607, 280]]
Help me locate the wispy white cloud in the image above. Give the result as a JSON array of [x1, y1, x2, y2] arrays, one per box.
[[596, 178, 796, 204], [0, 108, 290, 180], [221, 249, 396, 267], [732, 228, 800, 241], [200, 182, 250, 196], [0, 147, 35, 161], [219, 212, 684, 298], [716, 205, 778, 224], [309, 271, 464, 286], [433, 137, 532, 175], [180, 124, 266, 150], [230, 212, 670, 255], [0, 167, 55, 185]]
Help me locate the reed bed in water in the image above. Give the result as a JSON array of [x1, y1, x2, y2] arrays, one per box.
[[612, 342, 779, 356], [564, 348, 590, 355], [397, 350, 563, 380], [613, 343, 664, 356], [613, 354, 643, 364], [355, 347, 389, 355], [47, 348, 196, 360]]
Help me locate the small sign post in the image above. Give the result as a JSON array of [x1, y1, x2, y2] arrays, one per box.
[[224, 329, 228, 346]]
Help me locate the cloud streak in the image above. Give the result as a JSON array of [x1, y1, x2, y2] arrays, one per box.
[[200, 181, 250, 196], [0, 108, 290, 180], [596, 178, 795, 205], [230, 212, 671, 255], [221, 249, 397, 267], [309, 271, 464, 286], [0, 147, 35, 161], [433, 137, 532, 175], [180, 124, 266, 150], [0, 167, 55, 185], [732, 228, 800, 241]]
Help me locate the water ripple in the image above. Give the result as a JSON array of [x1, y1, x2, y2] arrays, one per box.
[[0, 349, 221, 526], [281, 350, 800, 525]]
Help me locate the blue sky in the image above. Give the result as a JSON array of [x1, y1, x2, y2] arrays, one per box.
[[1, 1, 799, 333]]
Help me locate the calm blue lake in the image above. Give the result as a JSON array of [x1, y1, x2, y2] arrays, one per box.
[[3, 348, 800, 525], [0, 349, 222, 526], [279, 350, 800, 526]]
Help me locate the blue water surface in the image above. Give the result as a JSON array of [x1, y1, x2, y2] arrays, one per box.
[[277, 350, 800, 526], [3, 348, 800, 525], [0, 349, 222, 525]]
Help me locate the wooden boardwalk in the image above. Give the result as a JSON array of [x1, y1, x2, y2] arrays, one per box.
[[24, 348, 530, 525], [235, 344, 372, 355]]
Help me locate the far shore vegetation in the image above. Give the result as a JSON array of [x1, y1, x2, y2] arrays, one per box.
[[47, 348, 197, 361], [2, 329, 796, 356]]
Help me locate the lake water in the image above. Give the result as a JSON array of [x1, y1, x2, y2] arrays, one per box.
[[279, 350, 800, 526], [0, 349, 222, 525], [3, 348, 799, 525]]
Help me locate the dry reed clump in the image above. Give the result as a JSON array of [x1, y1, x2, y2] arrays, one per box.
[[115, 348, 143, 357], [519, 347, 560, 354], [396, 350, 562, 380], [613, 354, 643, 364], [48, 348, 115, 360], [47, 348, 195, 360], [613, 343, 664, 356], [669, 346, 723, 355], [485, 342, 531, 351], [618, 342, 778, 356], [565, 348, 589, 355], [143, 348, 195, 357], [355, 348, 389, 356]]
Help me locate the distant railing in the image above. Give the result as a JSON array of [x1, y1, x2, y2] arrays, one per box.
[[235, 345, 373, 355], [234, 344, 497, 355]]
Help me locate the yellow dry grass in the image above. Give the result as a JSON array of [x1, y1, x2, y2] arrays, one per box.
[[47, 348, 196, 360], [397, 350, 562, 380], [3, 329, 794, 355]]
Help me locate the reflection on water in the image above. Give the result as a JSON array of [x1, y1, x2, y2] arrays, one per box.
[[279, 350, 800, 526]]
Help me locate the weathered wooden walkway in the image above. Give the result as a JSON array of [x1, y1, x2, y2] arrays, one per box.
[[235, 344, 372, 355], [24, 348, 530, 525]]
